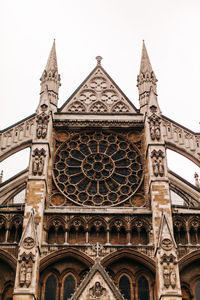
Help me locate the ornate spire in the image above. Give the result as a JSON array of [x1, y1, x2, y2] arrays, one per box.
[[45, 39, 58, 72], [39, 40, 61, 111], [137, 41, 157, 114], [139, 40, 153, 74]]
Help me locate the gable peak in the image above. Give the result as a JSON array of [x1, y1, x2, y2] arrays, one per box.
[[60, 62, 137, 114]]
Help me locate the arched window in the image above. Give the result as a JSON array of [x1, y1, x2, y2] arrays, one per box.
[[131, 227, 139, 245], [189, 227, 196, 244], [57, 226, 65, 244], [44, 275, 57, 300], [90, 226, 98, 243], [195, 280, 200, 300], [140, 227, 149, 245], [63, 274, 76, 300], [174, 226, 179, 244], [110, 226, 118, 244], [138, 276, 150, 300], [68, 226, 76, 244], [16, 224, 22, 243], [119, 227, 127, 245], [119, 275, 131, 300], [78, 226, 85, 244], [98, 226, 106, 244], [8, 225, 16, 243], [180, 226, 187, 244], [0, 225, 6, 242], [48, 226, 56, 244]]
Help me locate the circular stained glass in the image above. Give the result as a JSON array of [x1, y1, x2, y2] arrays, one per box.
[[53, 131, 143, 206]]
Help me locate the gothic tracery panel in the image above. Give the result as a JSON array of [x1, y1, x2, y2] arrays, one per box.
[[53, 131, 143, 207]]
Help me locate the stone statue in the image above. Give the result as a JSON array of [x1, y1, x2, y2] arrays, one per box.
[[26, 263, 32, 287], [151, 150, 165, 177], [170, 267, 176, 289], [163, 266, 170, 288], [32, 149, 46, 176], [148, 114, 161, 141], [19, 262, 26, 287], [36, 113, 49, 139]]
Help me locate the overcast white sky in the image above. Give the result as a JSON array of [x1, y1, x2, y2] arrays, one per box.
[[0, 0, 200, 184]]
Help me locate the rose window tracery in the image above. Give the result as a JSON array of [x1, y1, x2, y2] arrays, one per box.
[[53, 131, 143, 206]]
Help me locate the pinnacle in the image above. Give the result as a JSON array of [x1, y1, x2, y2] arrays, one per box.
[[139, 40, 153, 74], [45, 39, 58, 72]]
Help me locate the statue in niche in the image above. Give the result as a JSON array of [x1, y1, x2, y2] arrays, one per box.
[[148, 113, 161, 141], [26, 263, 33, 287], [162, 265, 177, 289], [151, 150, 165, 177], [36, 113, 49, 139], [19, 260, 33, 288], [32, 149, 46, 176], [170, 267, 176, 289], [19, 262, 26, 287], [163, 266, 170, 288]]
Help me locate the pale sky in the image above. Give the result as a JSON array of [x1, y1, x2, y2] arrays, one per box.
[[0, 0, 200, 184]]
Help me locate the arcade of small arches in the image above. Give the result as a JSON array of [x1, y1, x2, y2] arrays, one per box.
[[45, 216, 151, 246], [173, 216, 200, 245], [0, 215, 23, 244]]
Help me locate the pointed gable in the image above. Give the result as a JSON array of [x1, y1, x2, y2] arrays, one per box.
[[19, 210, 38, 250], [60, 59, 137, 114], [156, 212, 177, 253], [70, 259, 125, 300]]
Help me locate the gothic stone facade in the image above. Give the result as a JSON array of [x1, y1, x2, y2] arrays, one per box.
[[0, 41, 200, 300]]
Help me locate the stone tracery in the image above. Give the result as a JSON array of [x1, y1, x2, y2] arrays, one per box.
[[53, 131, 143, 207]]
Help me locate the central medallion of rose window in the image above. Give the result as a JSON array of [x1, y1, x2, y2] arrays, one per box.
[[82, 153, 114, 180], [53, 131, 143, 206]]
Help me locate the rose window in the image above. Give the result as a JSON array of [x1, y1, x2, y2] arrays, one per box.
[[53, 131, 143, 206]]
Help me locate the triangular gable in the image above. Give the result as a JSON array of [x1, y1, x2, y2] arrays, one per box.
[[19, 210, 39, 250], [60, 65, 138, 114], [71, 259, 125, 300], [156, 212, 177, 254]]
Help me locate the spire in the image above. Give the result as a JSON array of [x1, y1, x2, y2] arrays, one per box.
[[39, 40, 61, 112], [137, 41, 157, 114], [139, 40, 153, 74], [45, 39, 58, 72]]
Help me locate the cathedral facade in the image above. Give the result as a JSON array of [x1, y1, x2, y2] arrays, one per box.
[[0, 41, 200, 300]]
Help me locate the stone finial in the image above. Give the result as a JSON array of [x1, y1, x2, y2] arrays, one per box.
[[0, 170, 3, 184], [194, 172, 200, 188], [96, 56, 103, 66]]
